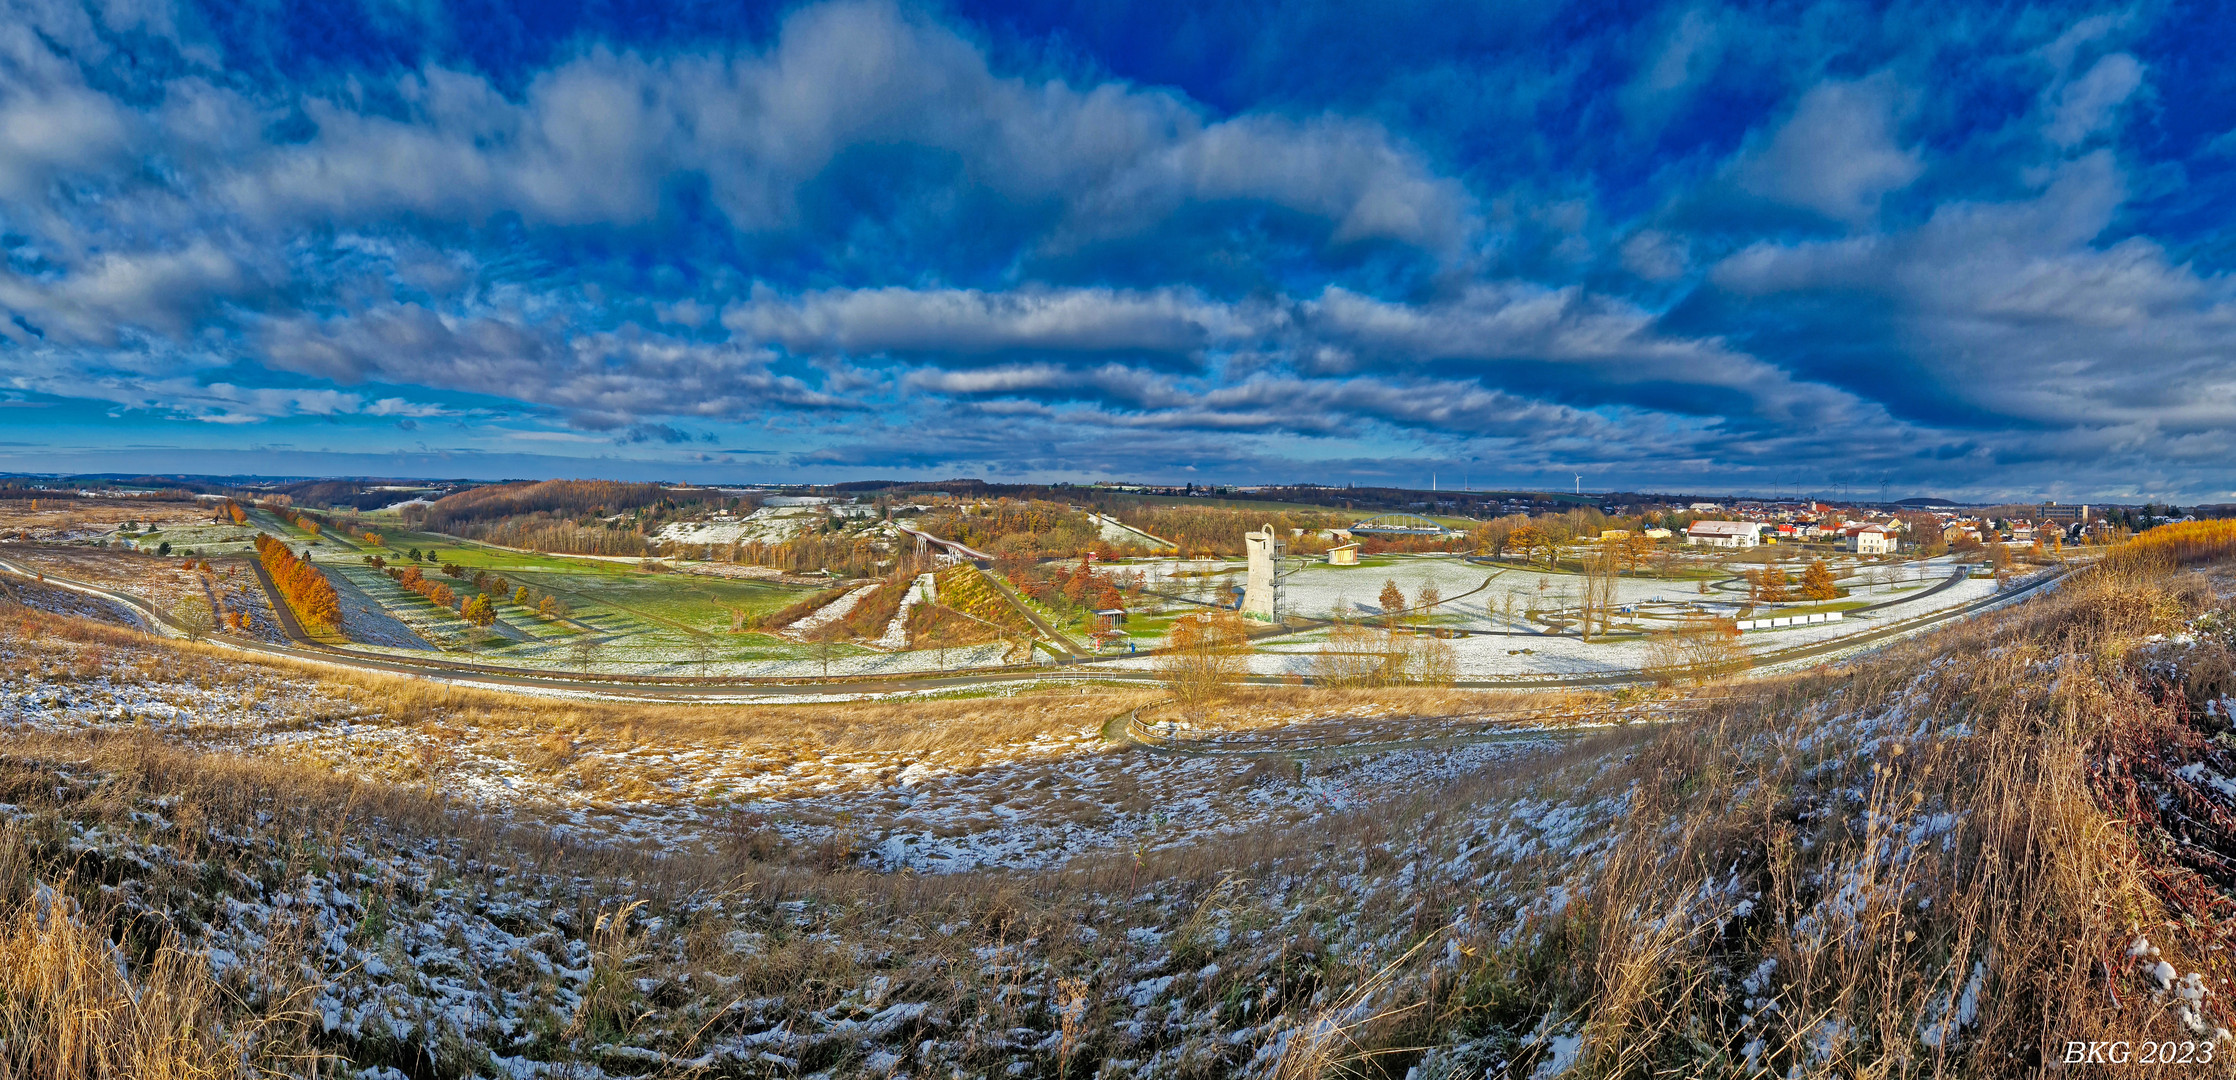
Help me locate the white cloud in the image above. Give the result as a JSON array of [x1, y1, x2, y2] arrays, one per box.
[[0, 241, 252, 345], [258, 305, 848, 427], [1621, 6, 1728, 131], [1620, 230, 1690, 280], [723, 285, 1267, 358], [1732, 73, 1922, 223], [1712, 152, 2236, 435], [2044, 52, 2143, 147], [207, 0, 1469, 254]]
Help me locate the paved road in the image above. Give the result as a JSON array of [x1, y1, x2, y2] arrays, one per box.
[[243, 549, 320, 643], [0, 547, 2070, 700]]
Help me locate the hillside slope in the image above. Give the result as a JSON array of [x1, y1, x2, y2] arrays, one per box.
[[0, 539, 2233, 1076]]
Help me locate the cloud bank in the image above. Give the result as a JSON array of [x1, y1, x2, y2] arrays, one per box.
[[0, 0, 2231, 499]]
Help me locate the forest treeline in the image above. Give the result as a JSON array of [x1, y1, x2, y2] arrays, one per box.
[[727, 535, 929, 579], [452, 516, 652, 557], [418, 480, 671, 531]]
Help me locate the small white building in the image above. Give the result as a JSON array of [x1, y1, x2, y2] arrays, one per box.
[[1326, 543, 1360, 565], [1686, 521, 1764, 548], [1849, 526, 1899, 555]]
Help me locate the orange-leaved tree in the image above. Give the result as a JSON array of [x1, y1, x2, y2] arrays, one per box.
[[253, 534, 342, 631]]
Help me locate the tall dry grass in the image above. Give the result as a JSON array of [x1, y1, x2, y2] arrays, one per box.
[[2105, 519, 2236, 570], [1291, 556, 2236, 1077], [0, 815, 315, 1080]]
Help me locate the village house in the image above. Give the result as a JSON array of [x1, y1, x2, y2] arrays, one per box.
[[1849, 525, 1899, 555], [1686, 520, 1764, 548]]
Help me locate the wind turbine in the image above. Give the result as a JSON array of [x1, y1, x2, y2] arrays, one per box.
[[1574, 474, 1583, 497]]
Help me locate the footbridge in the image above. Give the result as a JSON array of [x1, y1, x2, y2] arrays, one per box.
[[1348, 513, 1459, 536], [894, 524, 995, 563]]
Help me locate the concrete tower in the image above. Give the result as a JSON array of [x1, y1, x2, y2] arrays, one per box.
[[1240, 523, 1282, 621]]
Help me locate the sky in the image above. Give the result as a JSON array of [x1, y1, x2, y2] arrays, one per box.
[[0, 0, 2232, 501]]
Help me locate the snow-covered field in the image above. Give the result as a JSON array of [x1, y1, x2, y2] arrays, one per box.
[[1148, 552, 1971, 628], [1098, 554, 2029, 681], [784, 581, 881, 638], [654, 504, 828, 546], [320, 565, 440, 650]]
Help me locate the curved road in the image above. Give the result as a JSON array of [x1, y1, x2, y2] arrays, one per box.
[[0, 548, 2069, 701]]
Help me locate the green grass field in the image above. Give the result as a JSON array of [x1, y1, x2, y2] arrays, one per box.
[[249, 521, 837, 671]]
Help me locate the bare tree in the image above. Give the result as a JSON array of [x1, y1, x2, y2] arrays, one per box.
[[1311, 616, 1381, 687], [1580, 550, 1620, 640], [567, 633, 599, 672], [811, 630, 839, 680], [174, 595, 216, 642], [1414, 581, 1442, 623], [1159, 610, 1250, 708], [1645, 616, 1749, 685]]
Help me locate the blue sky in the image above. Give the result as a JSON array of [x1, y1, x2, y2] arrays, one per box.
[[0, 0, 2231, 500]]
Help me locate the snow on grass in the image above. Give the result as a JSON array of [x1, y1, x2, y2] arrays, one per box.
[[320, 564, 438, 650], [872, 573, 933, 650], [655, 505, 826, 546], [0, 623, 1608, 878], [782, 582, 881, 639]]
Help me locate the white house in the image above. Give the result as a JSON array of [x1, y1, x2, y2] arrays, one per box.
[[1849, 526, 1899, 555], [1686, 521, 1764, 548]]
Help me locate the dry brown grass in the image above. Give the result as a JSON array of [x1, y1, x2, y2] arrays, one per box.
[[1291, 557, 2236, 1077], [12, 548, 2234, 1076], [1139, 685, 1600, 730], [0, 815, 316, 1080]]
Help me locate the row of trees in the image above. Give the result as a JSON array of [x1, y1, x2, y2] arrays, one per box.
[[383, 564, 482, 625], [919, 500, 1109, 557], [1114, 505, 1353, 557], [2108, 519, 2236, 570], [727, 535, 892, 578], [252, 534, 342, 630], [1157, 606, 1462, 703]]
